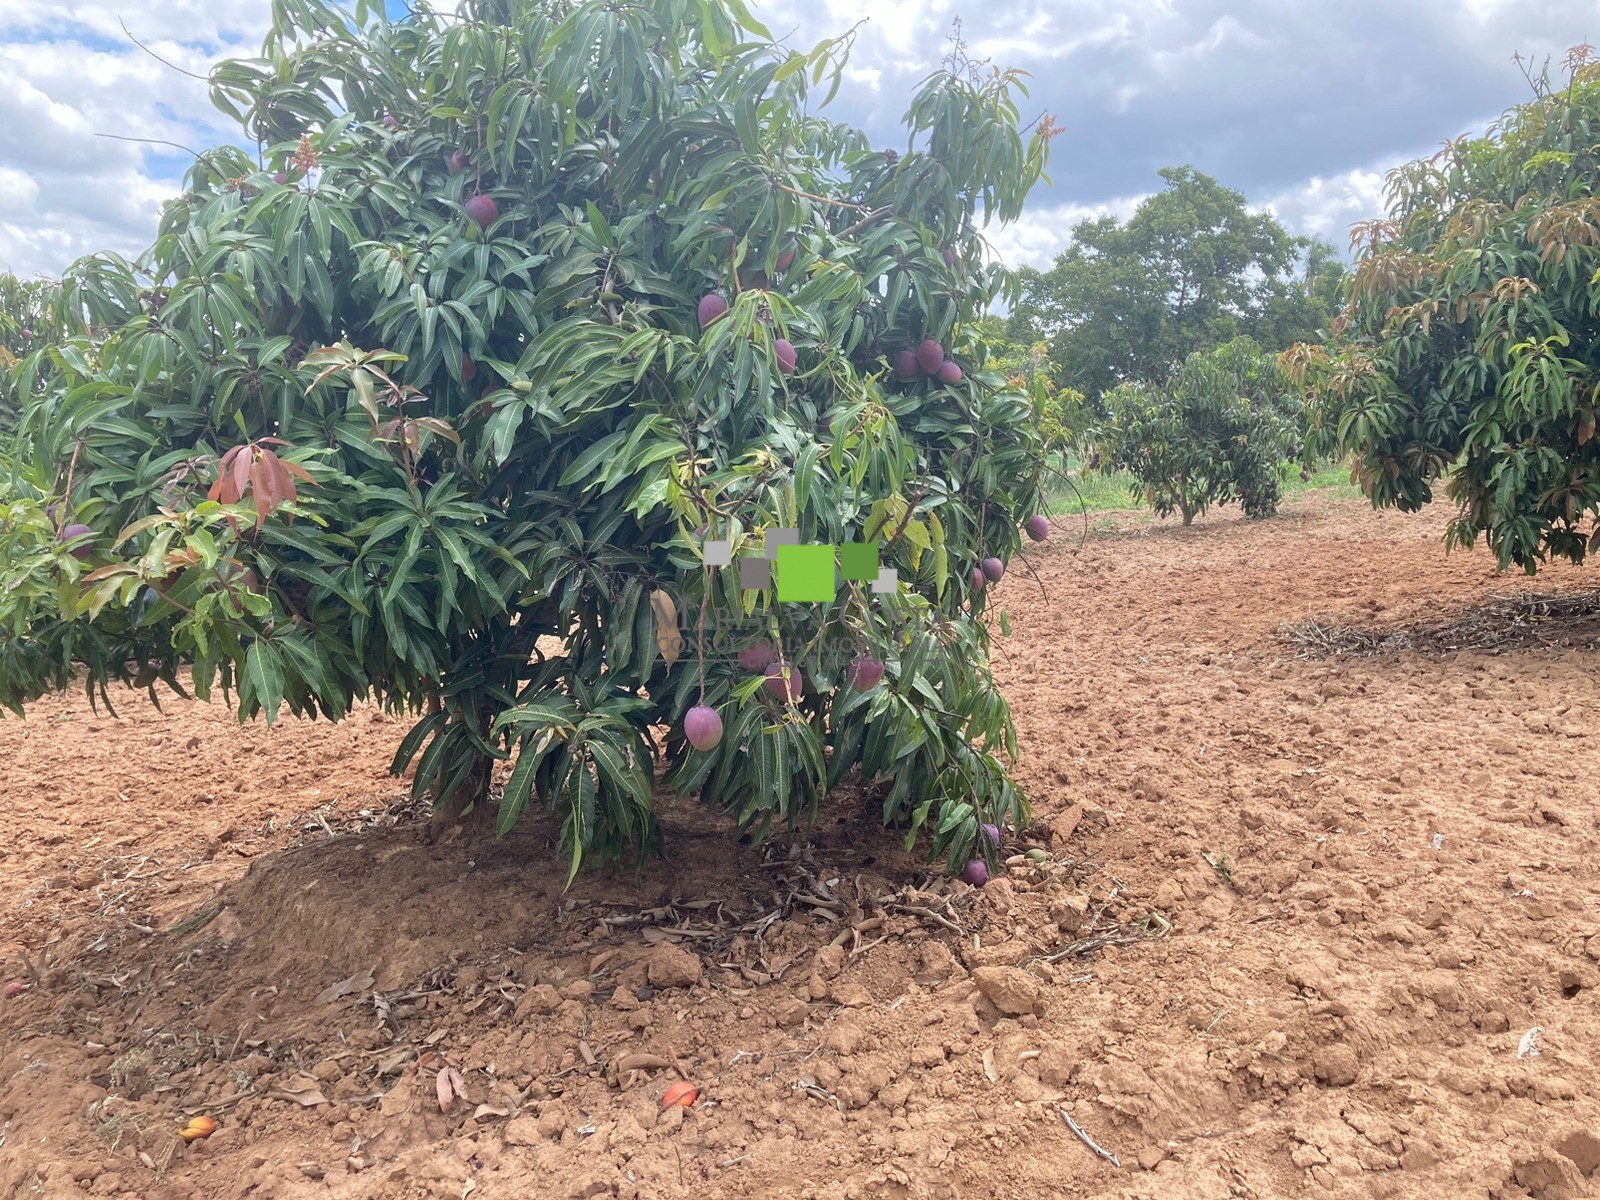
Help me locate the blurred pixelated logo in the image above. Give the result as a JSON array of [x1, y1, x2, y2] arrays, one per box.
[[699, 530, 896, 603]]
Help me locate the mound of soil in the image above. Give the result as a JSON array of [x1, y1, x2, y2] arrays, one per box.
[[3, 494, 1599, 1200]]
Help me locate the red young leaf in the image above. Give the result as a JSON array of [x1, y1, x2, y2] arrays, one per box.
[[209, 440, 315, 526], [228, 446, 252, 504], [249, 460, 271, 529], [258, 449, 286, 509]]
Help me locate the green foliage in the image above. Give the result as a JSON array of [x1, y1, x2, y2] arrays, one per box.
[[981, 331, 1088, 456], [0, 0, 1054, 876], [1009, 166, 1345, 402], [0, 275, 68, 438], [1093, 338, 1303, 525], [1043, 452, 1141, 516], [1292, 49, 1600, 571]]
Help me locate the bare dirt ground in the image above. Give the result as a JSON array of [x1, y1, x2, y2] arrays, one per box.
[[3, 492, 1600, 1200]]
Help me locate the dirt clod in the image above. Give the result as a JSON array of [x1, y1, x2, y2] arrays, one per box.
[[1556, 1130, 1600, 1176], [504, 1116, 542, 1147], [972, 966, 1042, 1016], [1312, 1043, 1360, 1087], [1514, 1154, 1586, 1199], [516, 983, 563, 1018], [645, 944, 702, 989]]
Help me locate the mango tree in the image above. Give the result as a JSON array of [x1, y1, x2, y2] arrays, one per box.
[[1094, 337, 1303, 525], [0, 0, 1056, 879], [1286, 48, 1600, 571]]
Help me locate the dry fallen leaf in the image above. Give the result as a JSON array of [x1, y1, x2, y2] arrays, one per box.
[[436, 1066, 467, 1112], [650, 589, 683, 667], [473, 1103, 511, 1120], [662, 1080, 699, 1109], [376, 1047, 416, 1076], [613, 1052, 672, 1076], [266, 1074, 329, 1107], [314, 968, 375, 1006]]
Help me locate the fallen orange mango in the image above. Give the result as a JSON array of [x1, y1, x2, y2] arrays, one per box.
[[178, 1116, 218, 1143], [661, 1081, 698, 1109]]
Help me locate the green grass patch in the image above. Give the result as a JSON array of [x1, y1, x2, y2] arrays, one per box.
[[1045, 455, 1361, 519], [1044, 463, 1142, 516], [1285, 460, 1359, 498]]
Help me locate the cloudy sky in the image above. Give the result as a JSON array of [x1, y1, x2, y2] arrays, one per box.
[[0, 0, 1595, 279]]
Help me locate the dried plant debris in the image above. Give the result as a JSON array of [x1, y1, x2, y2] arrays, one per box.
[[1283, 589, 1600, 659]]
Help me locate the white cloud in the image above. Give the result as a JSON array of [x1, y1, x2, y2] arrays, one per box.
[[983, 195, 1147, 271], [0, 0, 264, 46], [2, 0, 1597, 283], [1261, 165, 1395, 251], [0, 167, 41, 214], [986, 160, 1404, 274], [0, 2, 268, 278], [969, 8, 1133, 64]]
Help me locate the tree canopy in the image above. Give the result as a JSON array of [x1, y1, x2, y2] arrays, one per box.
[[1094, 336, 1303, 525], [0, 0, 1056, 879], [1008, 166, 1344, 403], [1286, 47, 1600, 571]]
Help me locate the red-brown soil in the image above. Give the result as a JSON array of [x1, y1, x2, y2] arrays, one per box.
[[4, 493, 1600, 1200]]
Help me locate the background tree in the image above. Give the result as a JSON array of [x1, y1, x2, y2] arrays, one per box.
[[1254, 239, 1349, 356], [0, 0, 1056, 878], [1008, 167, 1342, 403], [0, 274, 66, 439], [1094, 337, 1303, 525], [1287, 47, 1600, 572]]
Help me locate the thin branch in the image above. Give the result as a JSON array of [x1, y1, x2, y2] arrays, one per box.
[[1060, 1109, 1122, 1168], [1012, 541, 1051, 603], [1039, 454, 1094, 550], [774, 182, 867, 209], [837, 206, 895, 240], [119, 19, 210, 81], [96, 134, 204, 160]]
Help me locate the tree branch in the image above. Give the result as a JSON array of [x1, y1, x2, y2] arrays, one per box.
[[774, 182, 867, 209], [95, 134, 203, 160], [837, 206, 894, 240], [119, 19, 210, 81]]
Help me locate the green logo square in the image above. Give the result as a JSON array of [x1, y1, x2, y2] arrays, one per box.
[[840, 541, 880, 582], [776, 544, 835, 602]]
